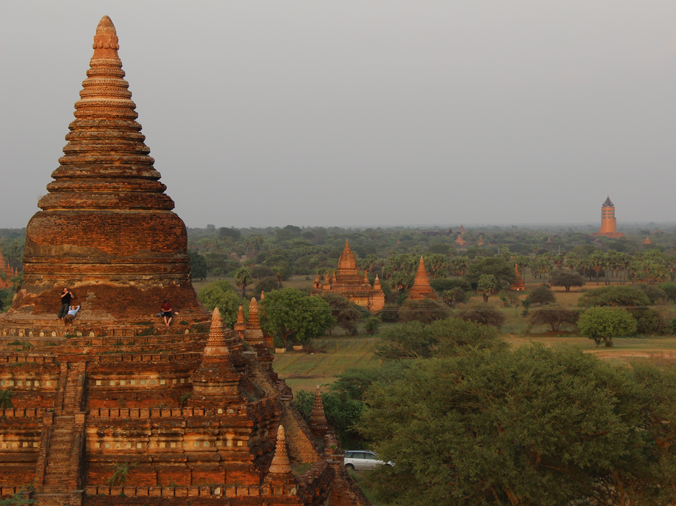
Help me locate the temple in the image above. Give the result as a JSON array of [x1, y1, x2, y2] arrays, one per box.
[[644, 235, 651, 245], [311, 241, 384, 312], [510, 265, 525, 291], [0, 16, 368, 506], [0, 250, 18, 290], [407, 257, 437, 300], [592, 197, 625, 239]]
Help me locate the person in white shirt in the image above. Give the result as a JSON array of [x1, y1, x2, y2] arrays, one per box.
[[63, 305, 80, 326]]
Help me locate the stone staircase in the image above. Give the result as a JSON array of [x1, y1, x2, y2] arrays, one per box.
[[35, 362, 87, 506]]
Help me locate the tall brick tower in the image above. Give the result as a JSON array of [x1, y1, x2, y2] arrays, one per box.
[[593, 196, 625, 238], [9, 15, 203, 322]]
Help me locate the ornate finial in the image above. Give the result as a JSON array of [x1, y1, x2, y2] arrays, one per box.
[[268, 426, 293, 475], [92, 16, 120, 58], [203, 308, 228, 356], [309, 385, 329, 437]]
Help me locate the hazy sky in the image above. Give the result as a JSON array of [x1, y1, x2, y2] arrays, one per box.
[[1, 2, 675, 229]]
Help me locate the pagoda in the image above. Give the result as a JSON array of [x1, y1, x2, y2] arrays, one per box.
[[592, 197, 625, 238], [0, 249, 17, 290], [643, 235, 651, 245], [407, 257, 437, 300], [0, 17, 368, 506], [510, 265, 525, 291], [311, 240, 384, 312]]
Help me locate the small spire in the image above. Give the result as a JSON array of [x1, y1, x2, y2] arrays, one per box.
[[203, 308, 228, 356], [308, 385, 329, 437], [233, 304, 246, 336], [260, 291, 265, 300], [268, 426, 293, 475]]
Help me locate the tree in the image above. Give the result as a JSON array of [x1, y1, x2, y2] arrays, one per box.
[[550, 269, 585, 292], [253, 276, 278, 295], [374, 318, 505, 361], [578, 285, 650, 308], [456, 305, 505, 328], [659, 282, 676, 303], [525, 285, 556, 306], [364, 317, 380, 335], [476, 274, 497, 302], [259, 288, 335, 347], [635, 284, 668, 304], [234, 268, 252, 298], [578, 306, 637, 347], [188, 250, 208, 281], [439, 288, 466, 307], [320, 293, 365, 335], [197, 280, 246, 328], [528, 306, 580, 332], [466, 257, 515, 288], [359, 346, 640, 506], [397, 298, 451, 324]]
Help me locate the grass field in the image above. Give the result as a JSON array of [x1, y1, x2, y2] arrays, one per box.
[[272, 337, 381, 392]]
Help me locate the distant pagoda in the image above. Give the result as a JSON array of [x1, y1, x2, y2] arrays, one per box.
[[311, 240, 385, 312], [407, 257, 437, 300], [592, 196, 625, 239]]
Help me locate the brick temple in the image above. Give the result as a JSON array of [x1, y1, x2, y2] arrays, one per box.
[[406, 257, 437, 300], [592, 196, 625, 239], [311, 241, 384, 312], [0, 16, 368, 506]]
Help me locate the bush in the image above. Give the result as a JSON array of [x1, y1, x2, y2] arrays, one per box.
[[628, 308, 665, 335], [364, 317, 381, 335], [379, 304, 400, 323], [320, 293, 365, 335], [430, 278, 472, 293], [254, 276, 279, 295], [659, 282, 676, 303], [529, 306, 580, 332], [636, 284, 668, 305], [456, 305, 505, 328], [251, 265, 275, 279], [526, 286, 556, 306], [398, 298, 451, 324], [671, 317, 676, 335], [440, 288, 466, 307]]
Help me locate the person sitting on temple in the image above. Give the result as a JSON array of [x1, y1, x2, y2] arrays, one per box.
[[160, 300, 173, 327], [58, 287, 76, 320], [63, 304, 80, 326]]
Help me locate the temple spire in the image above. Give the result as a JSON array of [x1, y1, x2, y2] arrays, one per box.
[[407, 257, 437, 300], [268, 426, 293, 475], [308, 385, 329, 437]]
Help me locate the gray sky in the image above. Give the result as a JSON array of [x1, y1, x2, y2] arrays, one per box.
[[1, 1, 675, 229]]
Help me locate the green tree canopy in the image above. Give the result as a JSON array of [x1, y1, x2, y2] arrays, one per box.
[[477, 274, 498, 302], [197, 280, 247, 328], [259, 288, 335, 346], [188, 250, 208, 281], [578, 306, 637, 347], [550, 269, 585, 292], [528, 306, 580, 332], [578, 285, 650, 308], [397, 298, 451, 324], [374, 318, 505, 361], [234, 268, 252, 298], [320, 293, 365, 335], [359, 346, 675, 506], [526, 285, 556, 306]]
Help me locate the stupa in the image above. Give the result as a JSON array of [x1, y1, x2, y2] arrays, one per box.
[[407, 257, 437, 300], [311, 240, 384, 312], [0, 17, 368, 506], [0, 249, 17, 290], [643, 235, 651, 245], [510, 265, 525, 291], [592, 197, 625, 239], [6, 14, 203, 324]]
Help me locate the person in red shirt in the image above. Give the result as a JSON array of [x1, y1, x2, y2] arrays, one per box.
[[160, 300, 173, 327]]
